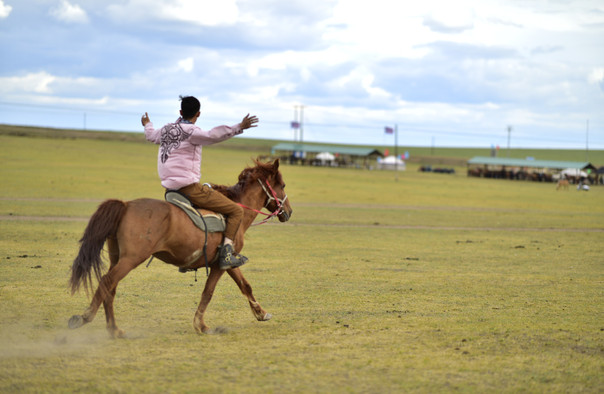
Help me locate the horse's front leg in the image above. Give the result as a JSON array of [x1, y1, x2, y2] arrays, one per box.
[[227, 268, 272, 322], [193, 267, 225, 334]]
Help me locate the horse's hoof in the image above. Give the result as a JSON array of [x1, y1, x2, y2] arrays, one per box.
[[193, 317, 208, 335], [262, 313, 272, 321], [109, 328, 127, 339], [68, 315, 84, 329]]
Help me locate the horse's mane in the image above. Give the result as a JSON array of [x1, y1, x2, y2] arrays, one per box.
[[211, 159, 282, 201]]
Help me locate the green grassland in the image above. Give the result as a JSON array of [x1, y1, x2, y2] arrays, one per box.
[[0, 128, 603, 393]]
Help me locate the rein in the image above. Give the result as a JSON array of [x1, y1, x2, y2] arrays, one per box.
[[238, 179, 287, 226]]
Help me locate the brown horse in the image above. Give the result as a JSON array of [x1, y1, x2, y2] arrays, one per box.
[[68, 159, 292, 337], [556, 179, 569, 190]]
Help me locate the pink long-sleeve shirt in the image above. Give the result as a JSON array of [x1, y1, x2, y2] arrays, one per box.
[[144, 118, 243, 189]]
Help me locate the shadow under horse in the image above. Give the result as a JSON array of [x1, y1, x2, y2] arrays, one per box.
[[68, 159, 292, 337]]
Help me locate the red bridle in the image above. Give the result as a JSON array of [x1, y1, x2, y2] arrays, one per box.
[[237, 179, 288, 226]]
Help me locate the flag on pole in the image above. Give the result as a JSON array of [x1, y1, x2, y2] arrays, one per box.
[[384, 126, 394, 134], [291, 121, 300, 129]]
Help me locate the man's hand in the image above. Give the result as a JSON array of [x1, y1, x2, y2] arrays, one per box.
[[141, 112, 150, 126], [240, 114, 259, 130]]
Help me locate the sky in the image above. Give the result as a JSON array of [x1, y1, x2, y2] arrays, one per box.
[[0, 0, 603, 149]]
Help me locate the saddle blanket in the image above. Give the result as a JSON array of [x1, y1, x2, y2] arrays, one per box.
[[165, 191, 226, 233]]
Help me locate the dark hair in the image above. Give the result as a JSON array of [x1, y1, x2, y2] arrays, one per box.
[[179, 95, 200, 120]]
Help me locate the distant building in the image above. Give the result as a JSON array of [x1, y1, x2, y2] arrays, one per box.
[[271, 143, 383, 168]]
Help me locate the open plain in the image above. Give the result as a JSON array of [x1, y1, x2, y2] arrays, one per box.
[[0, 130, 603, 393]]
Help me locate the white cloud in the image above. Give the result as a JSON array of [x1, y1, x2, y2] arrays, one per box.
[[177, 57, 194, 73], [588, 67, 604, 84], [0, 71, 119, 97], [326, 0, 435, 60], [0, 72, 56, 94], [0, 0, 12, 18], [49, 0, 89, 24], [423, 2, 475, 33], [107, 0, 238, 26], [160, 0, 238, 26]]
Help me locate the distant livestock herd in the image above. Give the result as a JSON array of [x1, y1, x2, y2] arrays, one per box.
[[466, 167, 601, 185]]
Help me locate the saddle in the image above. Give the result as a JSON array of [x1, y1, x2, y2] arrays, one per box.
[[164, 191, 226, 233]]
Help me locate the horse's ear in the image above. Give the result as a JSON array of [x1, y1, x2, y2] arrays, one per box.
[[273, 158, 280, 171]]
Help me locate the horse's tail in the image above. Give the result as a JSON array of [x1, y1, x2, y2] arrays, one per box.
[[70, 199, 127, 295]]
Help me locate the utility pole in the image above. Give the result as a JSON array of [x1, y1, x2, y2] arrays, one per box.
[[507, 125, 512, 157], [293, 105, 305, 143], [384, 125, 399, 181], [395, 124, 399, 177], [292, 107, 298, 142], [292, 105, 305, 162], [586, 119, 589, 162], [299, 105, 304, 143]]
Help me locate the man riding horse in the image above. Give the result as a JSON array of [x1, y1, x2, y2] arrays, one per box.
[[142, 96, 258, 270]]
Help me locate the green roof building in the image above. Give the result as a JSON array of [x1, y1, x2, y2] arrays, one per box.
[[271, 143, 383, 168]]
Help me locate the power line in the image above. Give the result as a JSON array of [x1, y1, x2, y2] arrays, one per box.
[[0, 101, 144, 116], [0, 101, 600, 146]]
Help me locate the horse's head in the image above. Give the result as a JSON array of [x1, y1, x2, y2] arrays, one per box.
[[261, 159, 292, 222], [228, 158, 292, 223]]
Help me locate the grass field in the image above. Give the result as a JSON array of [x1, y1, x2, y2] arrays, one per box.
[[0, 129, 603, 392]]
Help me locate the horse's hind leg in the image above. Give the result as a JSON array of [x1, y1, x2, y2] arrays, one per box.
[[227, 268, 272, 322], [69, 256, 139, 338], [193, 267, 225, 334], [102, 238, 126, 338], [101, 286, 124, 338], [68, 269, 118, 330]]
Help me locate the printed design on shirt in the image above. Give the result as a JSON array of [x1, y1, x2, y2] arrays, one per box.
[[159, 123, 192, 163]]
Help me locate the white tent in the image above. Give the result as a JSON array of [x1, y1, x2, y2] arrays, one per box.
[[377, 156, 405, 171], [314, 152, 336, 167], [561, 168, 587, 178], [316, 152, 335, 161]]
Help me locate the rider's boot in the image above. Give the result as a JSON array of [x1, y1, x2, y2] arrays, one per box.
[[219, 243, 248, 270]]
